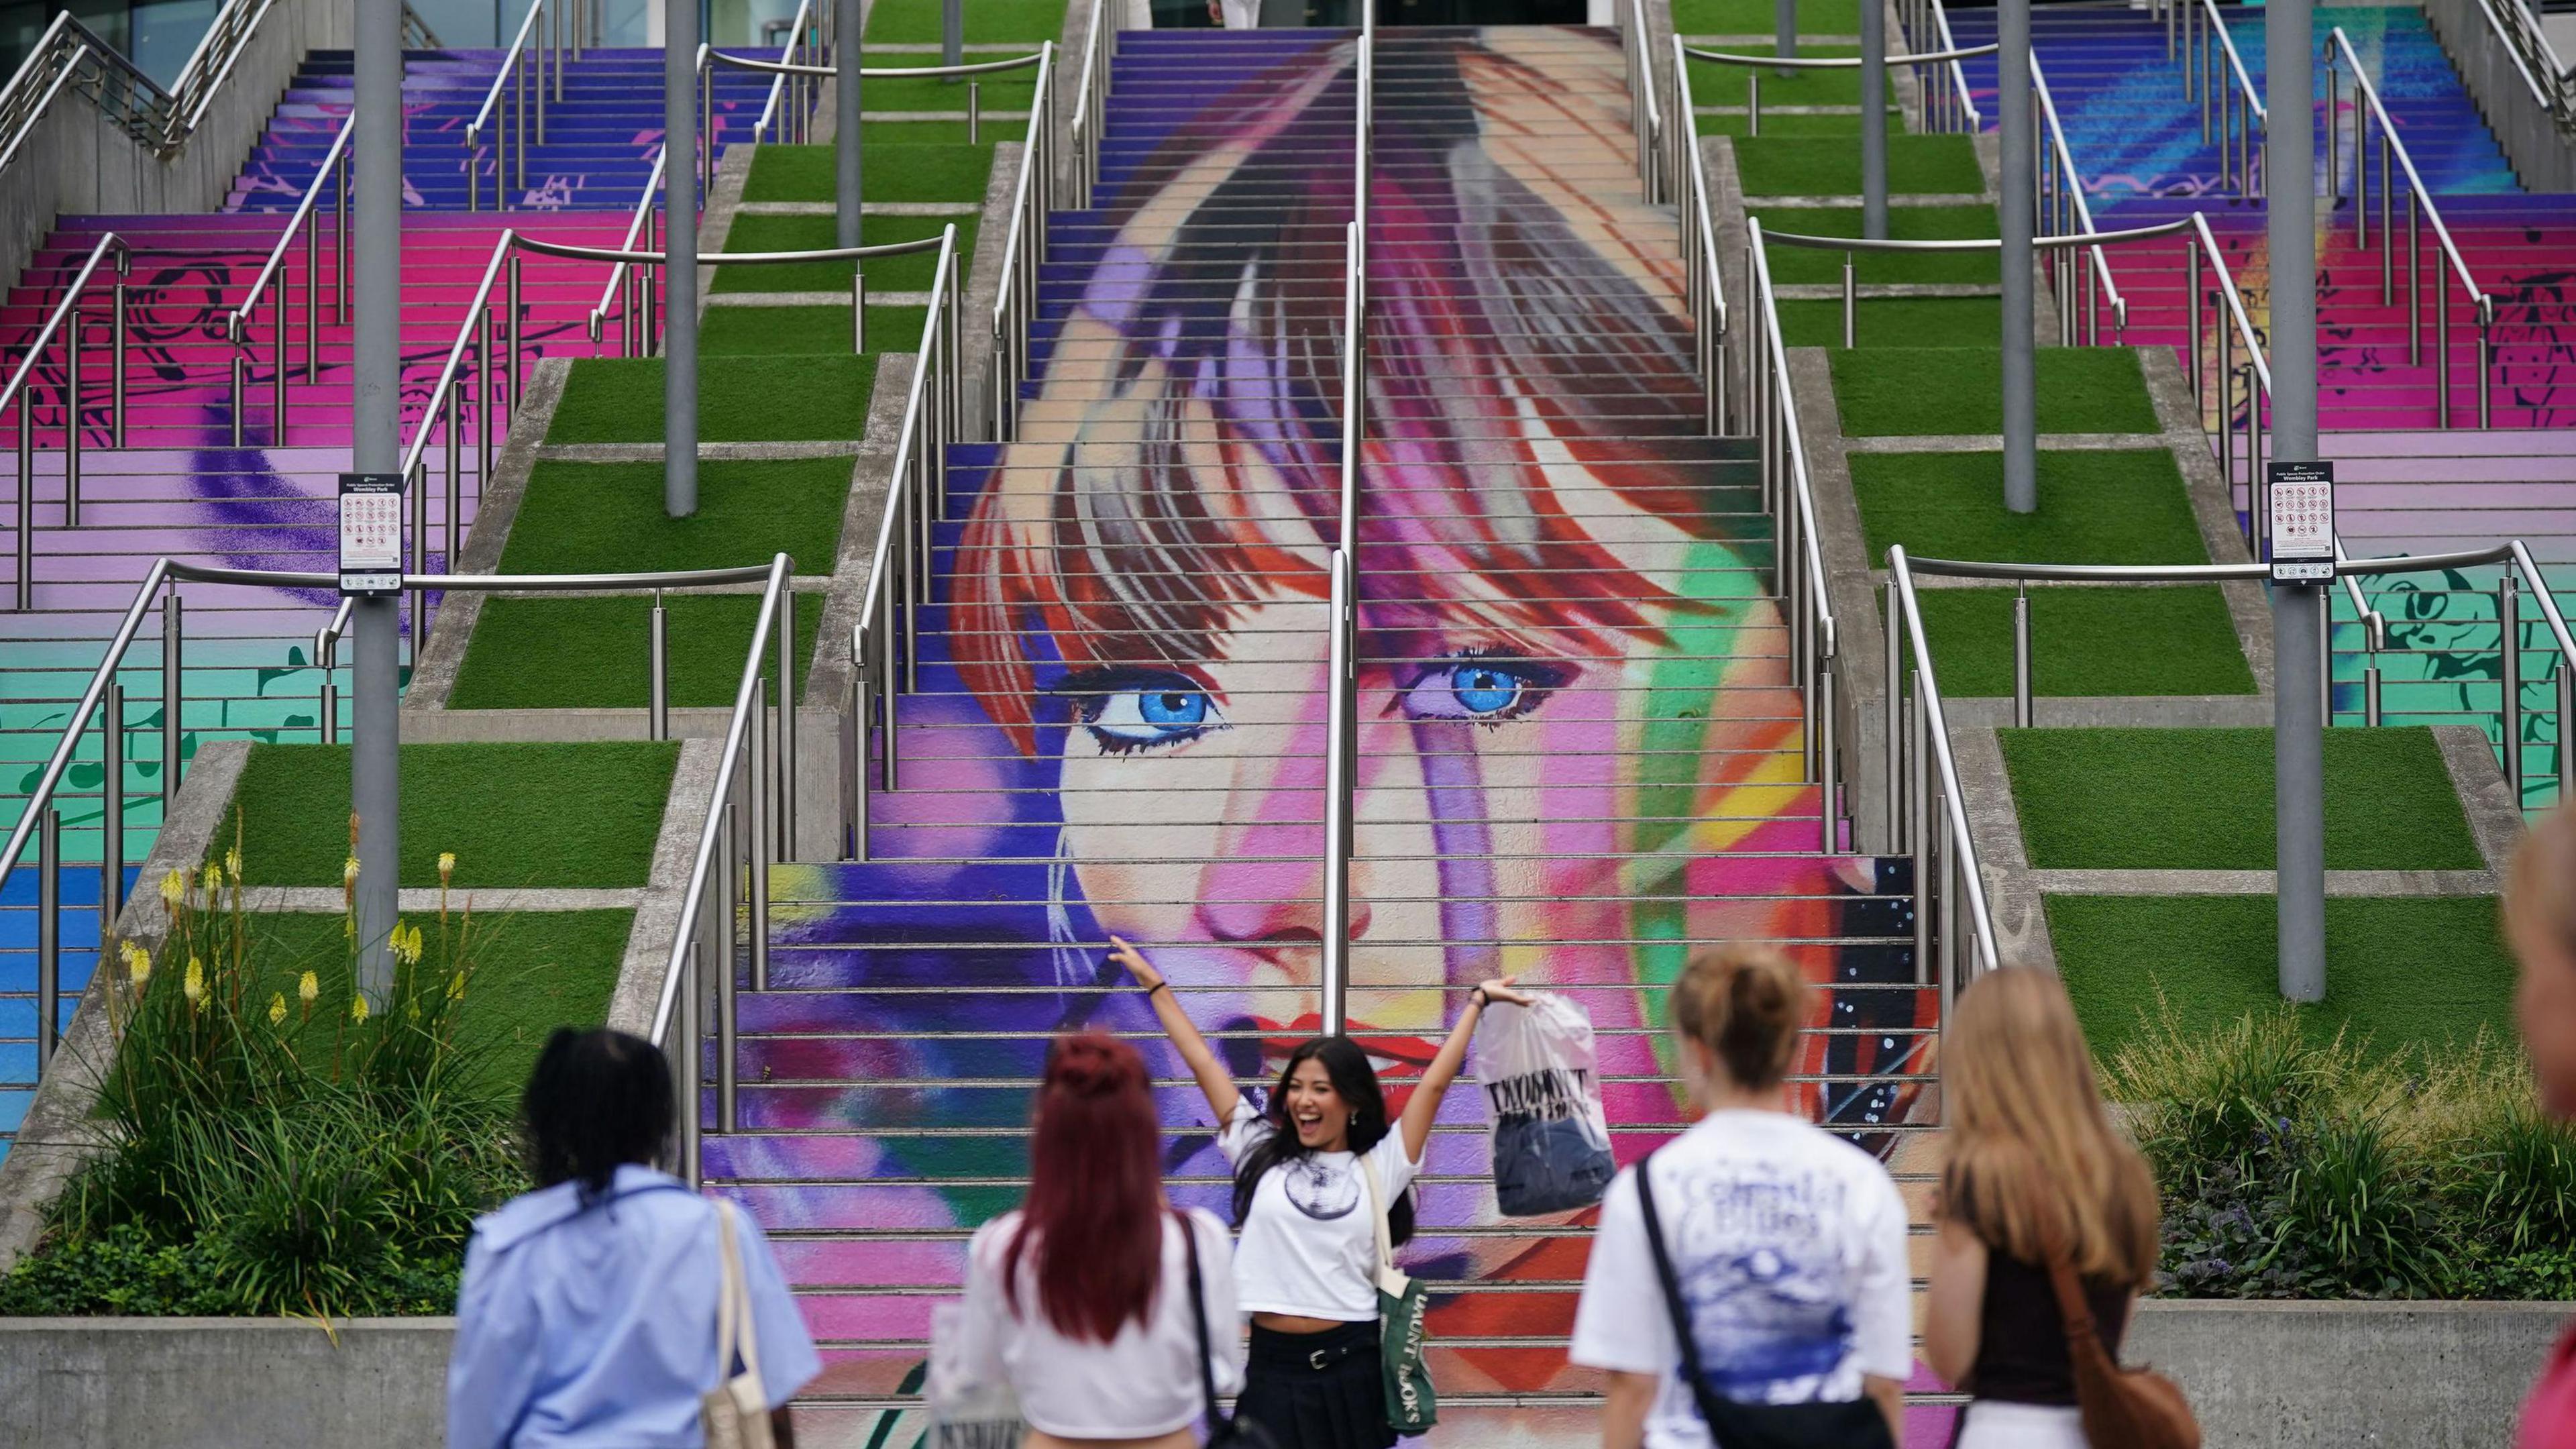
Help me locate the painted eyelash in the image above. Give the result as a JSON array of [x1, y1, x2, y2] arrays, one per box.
[[1053, 667, 1226, 754], [1401, 648, 1572, 727]]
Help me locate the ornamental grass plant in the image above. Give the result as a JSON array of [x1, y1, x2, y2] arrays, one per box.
[[0, 818, 529, 1319], [2106, 1001, 2576, 1300]]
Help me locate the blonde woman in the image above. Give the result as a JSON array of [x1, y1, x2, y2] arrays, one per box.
[[1922, 969, 2161, 1448], [1570, 946, 1911, 1449]]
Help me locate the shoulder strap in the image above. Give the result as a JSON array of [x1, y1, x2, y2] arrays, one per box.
[[1632, 1150, 1733, 1443], [1358, 1152, 1407, 1294], [1177, 1210, 1226, 1432], [2041, 1239, 2103, 1348], [713, 1199, 744, 1379]]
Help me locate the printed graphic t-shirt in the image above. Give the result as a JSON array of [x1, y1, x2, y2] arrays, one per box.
[[1568, 1109, 1913, 1449], [1216, 1099, 1421, 1321]]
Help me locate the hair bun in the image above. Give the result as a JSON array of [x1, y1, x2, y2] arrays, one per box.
[[1045, 1033, 1148, 1099]]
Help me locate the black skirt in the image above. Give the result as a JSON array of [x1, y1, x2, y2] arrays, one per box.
[[1235, 1320, 1401, 1449]]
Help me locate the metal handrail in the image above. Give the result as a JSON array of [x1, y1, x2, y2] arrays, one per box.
[[2031, 52, 2127, 345], [1758, 216, 2196, 251], [1678, 41, 1998, 66], [221, 107, 356, 411], [711, 49, 1046, 78], [648, 551, 796, 1183], [465, 0, 562, 211], [2472, 0, 2571, 119], [5, 233, 132, 608], [988, 43, 1060, 441], [747, 0, 822, 142], [1623, 0, 1664, 203], [0, 0, 272, 174], [1066, 0, 1113, 207], [1670, 34, 1729, 433], [2180, 0, 2265, 194], [1743, 218, 1840, 853], [0, 34, 101, 178], [1894, 0, 1984, 132], [588, 145, 668, 353], [1882, 545, 2003, 991], [2328, 26, 2495, 429]]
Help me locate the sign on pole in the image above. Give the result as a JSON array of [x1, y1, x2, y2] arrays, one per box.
[[2267, 460, 2334, 583], [338, 472, 404, 595]]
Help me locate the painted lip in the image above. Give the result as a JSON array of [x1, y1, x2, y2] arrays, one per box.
[[1254, 1014, 1440, 1075]]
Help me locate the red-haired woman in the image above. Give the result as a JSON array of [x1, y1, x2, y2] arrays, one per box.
[[953, 1033, 1243, 1448]]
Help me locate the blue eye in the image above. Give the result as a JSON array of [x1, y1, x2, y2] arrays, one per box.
[[1401, 655, 1565, 722], [1060, 670, 1226, 753]]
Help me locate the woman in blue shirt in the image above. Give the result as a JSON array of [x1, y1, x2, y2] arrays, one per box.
[[447, 1028, 822, 1448]]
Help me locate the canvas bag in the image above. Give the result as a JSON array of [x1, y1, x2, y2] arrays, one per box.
[[702, 1201, 776, 1449], [1633, 1150, 1895, 1449], [1360, 1157, 1438, 1434], [1475, 992, 1616, 1215]]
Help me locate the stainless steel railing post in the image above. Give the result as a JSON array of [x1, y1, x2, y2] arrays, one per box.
[[63, 311, 80, 526], [15, 388, 30, 610], [111, 279, 127, 446], [649, 590, 669, 740], [678, 938, 701, 1185], [2479, 309, 2493, 429], [335, 148, 350, 320], [304, 207, 320, 378], [1818, 654, 1837, 853], [230, 354, 246, 447], [748, 676, 771, 991], [2406, 191, 2421, 366], [321, 642, 337, 743], [1840, 253, 1856, 347], [2365, 660, 2382, 727], [446, 376, 464, 566], [507, 254, 525, 410], [852, 273, 866, 354], [718, 924, 739, 1132], [845, 624, 865, 860], [37, 807, 58, 1072], [2436, 280, 2450, 428], [102, 682, 123, 933], [2503, 572, 2524, 801], [2011, 587, 2033, 727], [2560, 663, 2575, 806], [270, 273, 287, 442], [1884, 577, 1901, 853], [1911, 665, 1930, 983], [161, 592, 182, 809]]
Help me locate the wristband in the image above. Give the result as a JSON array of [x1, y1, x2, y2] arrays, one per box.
[[1146, 980, 1171, 1000], [1470, 987, 1490, 1011]]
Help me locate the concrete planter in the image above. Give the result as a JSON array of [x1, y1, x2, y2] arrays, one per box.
[[0, 1299, 2564, 1448]]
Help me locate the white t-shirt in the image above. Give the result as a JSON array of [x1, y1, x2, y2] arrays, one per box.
[[1568, 1110, 1913, 1449], [1215, 1098, 1421, 1321], [952, 1208, 1244, 1439]]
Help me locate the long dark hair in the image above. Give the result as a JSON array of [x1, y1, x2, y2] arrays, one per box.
[[1230, 1036, 1415, 1245], [1006, 1034, 1168, 1341], [522, 1027, 675, 1201]]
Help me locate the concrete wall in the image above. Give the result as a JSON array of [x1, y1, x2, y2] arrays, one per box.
[[0, 1301, 2563, 1447], [2421, 0, 2576, 194], [0, 0, 350, 314]]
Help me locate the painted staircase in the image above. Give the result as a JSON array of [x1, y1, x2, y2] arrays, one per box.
[[700, 26, 1943, 1447]]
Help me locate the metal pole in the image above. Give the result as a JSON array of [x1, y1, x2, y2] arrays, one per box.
[[1861, 0, 1887, 238], [507, 254, 525, 409], [161, 593, 182, 812], [777, 588, 798, 858], [2268, 0, 2323, 1004], [943, 0, 961, 68], [1884, 578, 1902, 853], [1841, 254, 1856, 347], [305, 208, 320, 377], [2012, 587, 2033, 727], [1775, 0, 1794, 67], [1909, 669, 1929, 982], [355, 0, 405, 1006], [667, 0, 699, 517], [64, 313, 80, 526], [2503, 574, 2524, 802], [851, 273, 866, 354], [102, 682, 123, 934], [2365, 661, 2382, 727], [36, 808, 57, 1073], [111, 280, 126, 447], [835, 0, 862, 252], [649, 590, 669, 739], [2560, 663, 2575, 807], [2000, 6, 2037, 513], [335, 148, 350, 319], [748, 676, 771, 990], [846, 625, 867, 860]]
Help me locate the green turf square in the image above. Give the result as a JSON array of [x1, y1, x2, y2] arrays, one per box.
[[248, 910, 635, 1095], [1849, 449, 2208, 564], [853, 58, 1041, 111], [1754, 204, 1996, 284], [1733, 134, 1983, 196], [1909, 585, 2254, 697], [1674, 0, 1858, 34], [1831, 347, 2157, 434], [715, 212, 977, 293], [2001, 727, 2485, 871], [1686, 47, 1892, 107], [548, 355, 876, 442], [450, 594, 830, 710], [2050, 894, 2515, 1060], [865, 0, 1065, 43], [231, 742, 678, 888], [1775, 296, 2002, 347], [704, 304, 932, 356], [497, 458, 853, 576], [742, 143, 994, 203]]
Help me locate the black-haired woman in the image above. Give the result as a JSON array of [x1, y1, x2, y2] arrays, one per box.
[[1114, 936, 1531, 1449], [447, 1028, 821, 1449]]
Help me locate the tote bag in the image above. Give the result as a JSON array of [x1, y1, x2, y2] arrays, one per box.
[[1634, 1151, 1895, 1449], [1362, 1157, 1438, 1434], [702, 1201, 775, 1449]]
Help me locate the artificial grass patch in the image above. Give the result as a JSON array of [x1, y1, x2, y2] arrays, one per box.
[[865, 0, 1065, 43], [851, 64, 1041, 113], [1754, 203, 1995, 284], [1733, 135, 1983, 197], [704, 305, 931, 356], [2051, 894, 2515, 1060], [548, 356, 876, 443], [714, 212, 978, 293], [742, 144, 994, 203], [2001, 727, 2485, 871], [449, 594, 830, 710], [1686, 48, 1892, 107], [229, 743, 678, 889], [1849, 449, 2207, 564], [1911, 586, 2254, 697], [1673, 0, 1858, 34], [248, 910, 634, 1095], [1831, 347, 2157, 434], [1775, 296, 2000, 347], [496, 458, 853, 576]]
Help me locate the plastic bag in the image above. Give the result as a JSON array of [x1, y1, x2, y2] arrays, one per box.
[[1476, 991, 1615, 1216], [924, 1301, 1024, 1449]]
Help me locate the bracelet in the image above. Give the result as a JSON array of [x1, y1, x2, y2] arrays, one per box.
[[1145, 980, 1171, 999], [1470, 987, 1490, 1011]]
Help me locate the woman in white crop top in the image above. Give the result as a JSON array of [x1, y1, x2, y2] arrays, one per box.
[[951, 1034, 1244, 1449], [1114, 936, 1528, 1449]]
